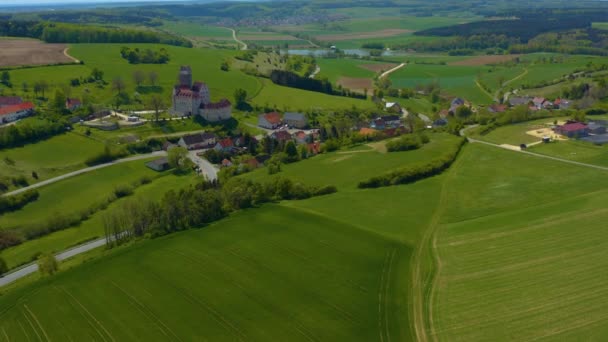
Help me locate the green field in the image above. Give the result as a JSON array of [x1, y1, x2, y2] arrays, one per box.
[[0, 131, 104, 183], [529, 139, 608, 167], [316, 58, 392, 83], [0, 159, 159, 231], [244, 133, 461, 190], [162, 21, 233, 39], [0, 172, 197, 269], [388, 63, 493, 104], [430, 143, 608, 341]]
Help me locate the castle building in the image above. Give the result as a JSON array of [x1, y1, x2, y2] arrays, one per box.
[[171, 66, 232, 122]]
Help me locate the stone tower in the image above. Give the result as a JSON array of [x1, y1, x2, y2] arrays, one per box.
[[178, 65, 192, 87]]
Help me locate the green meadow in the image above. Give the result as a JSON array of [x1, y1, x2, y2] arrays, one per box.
[[243, 133, 461, 190], [529, 140, 608, 167], [0, 132, 104, 182], [0, 172, 197, 269], [316, 58, 393, 83], [2, 139, 608, 340], [388, 63, 493, 104], [0, 159, 159, 231]]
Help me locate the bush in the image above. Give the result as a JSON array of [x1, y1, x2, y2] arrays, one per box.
[[386, 134, 429, 152], [0, 190, 39, 215], [0, 230, 23, 251], [0, 256, 7, 275], [85, 146, 128, 166], [37, 253, 59, 276], [359, 138, 466, 188], [114, 184, 134, 198]]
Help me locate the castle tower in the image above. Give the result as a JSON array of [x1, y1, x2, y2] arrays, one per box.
[[178, 65, 192, 87]]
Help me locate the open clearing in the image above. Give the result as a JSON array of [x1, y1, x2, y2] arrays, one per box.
[[449, 54, 521, 66], [337, 77, 372, 92], [359, 63, 399, 72], [315, 29, 412, 41], [0, 39, 75, 67]]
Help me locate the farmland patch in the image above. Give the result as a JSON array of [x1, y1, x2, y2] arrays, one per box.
[[0, 39, 75, 67]]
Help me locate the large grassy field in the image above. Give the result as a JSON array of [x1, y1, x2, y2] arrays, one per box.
[[429, 143, 608, 341], [388, 63, 493, 104], [316, 58, 393, 83], [0, 159, 159, 231], [0, 171, 197, 269], [244, 133, 461, 190], [3, 136, 608, 340], [0, 131, 104, 183]]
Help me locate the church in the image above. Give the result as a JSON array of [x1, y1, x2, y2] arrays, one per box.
[[170, 66, 232, 122]]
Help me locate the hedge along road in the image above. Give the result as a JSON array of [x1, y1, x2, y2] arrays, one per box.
[[2, 151, 167, 197], [0, 237, 110, 287]]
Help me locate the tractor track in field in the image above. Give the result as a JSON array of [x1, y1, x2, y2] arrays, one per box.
[[411, 144, 465, 342]]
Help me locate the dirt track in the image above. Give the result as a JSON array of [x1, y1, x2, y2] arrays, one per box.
[[0, 39, 75, 67]]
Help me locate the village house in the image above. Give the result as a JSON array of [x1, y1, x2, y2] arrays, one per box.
[[66, 98, 82, 111], [433, 117, 449, 128], [0, 102, 35, 124], [283, 112, 308, 128], [178, 132, 217, 150], [587, 122, 607, 135], [293, 131, 309, 145], [488, 104, 507, 113], [171, 66, 232, 122], [359, 127, 378, 136], [0, 96, 23, 107], [306, 142, 321, 155], [371, 115, 401, 130], [221, 159, 233, 168], [554, 122, 589, 138], [271, 130, 293, 143], [448, 98, 466, 115], [243, 158, 261, 169], [145, 157, 170, 172], [214, 138, 235, 152], [554, 98, 571, 110], [509, 96, 532, 107], [385, 102, 402, 114], [258, 112, 283, 129]]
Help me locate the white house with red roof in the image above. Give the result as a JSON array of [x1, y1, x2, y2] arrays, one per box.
[[258, 112, 283, 129], [0, 102, 34, 124], [171, 66, 231, 122]]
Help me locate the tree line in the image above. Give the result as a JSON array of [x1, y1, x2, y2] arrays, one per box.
[[120, 47, 170, 64], [359, 137, 466, 188], [0, 20, 192, 47], [269, 70, 366, 100], [103, 177, 337, 247], [0, 118, 66, 150]]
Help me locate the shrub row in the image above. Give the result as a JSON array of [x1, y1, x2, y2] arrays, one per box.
[[0, 190, 39, 215], [358, 138, 466, 188], [386, 133, 430, 152]]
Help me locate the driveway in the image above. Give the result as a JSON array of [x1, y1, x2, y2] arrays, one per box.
[[188, 151, 219, 181]]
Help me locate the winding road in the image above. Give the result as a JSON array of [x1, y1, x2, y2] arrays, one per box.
[[379, 63, 406, 79], [2, 151, 167, 197], [0, 238, 109, 287], [226, 28, 247, 50]]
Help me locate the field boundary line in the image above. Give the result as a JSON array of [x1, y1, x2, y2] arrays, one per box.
[[410, 144, 466, 342], [1, 327, 9, 342], [23, 305, 51, 342], [57, 287, 115, 342], [62, 47, 80, 63], [109, 281, 182, 342], [21, 308, 42, 342], [17, 320, 32, 342], [474, 79, 494, 100], [56, 286, 107, 342]]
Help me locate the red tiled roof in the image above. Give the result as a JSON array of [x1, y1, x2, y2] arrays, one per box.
[[217, 138, 234, 148], [0, 96, 22, 106], [244, 158, 259, 168], [263, 112, 282, 124], [221, 159, 232, 166], [66, 98, 81, 106], [0, 102, 34, 117], [359, 127, 377, 136], [306, 142, 321, 154], [559, 122, 588, 132], [294, 131, 307, 139], [488, 104, 507, 112], [201, 99, 231, 109], [272, 130, 292, 141]]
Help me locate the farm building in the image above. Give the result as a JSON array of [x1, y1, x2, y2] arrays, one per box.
[[170, 66, 232, 122], [385, 102, 402, 114], [145, 157, 170, 171], [66, 98, 82, 111], [509, 96, 532, 107], [258, 112, 283, 129], [214, 138, 235, 152], [587, 122, 606, 135], [271, 130, 293, 143], [488, 104, 507, 113], [0, 102, 35, 124], [283, 112, 307, 128], [0, 96, 23, 107], [554, 122, 589, 138], [178, 132, 217, 150]]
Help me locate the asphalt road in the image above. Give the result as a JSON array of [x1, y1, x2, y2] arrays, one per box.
[[188, 151, 219, 181], [0, 237, 109, 287], [3, 151, 167, 197], [461, 125, 608, 172]]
